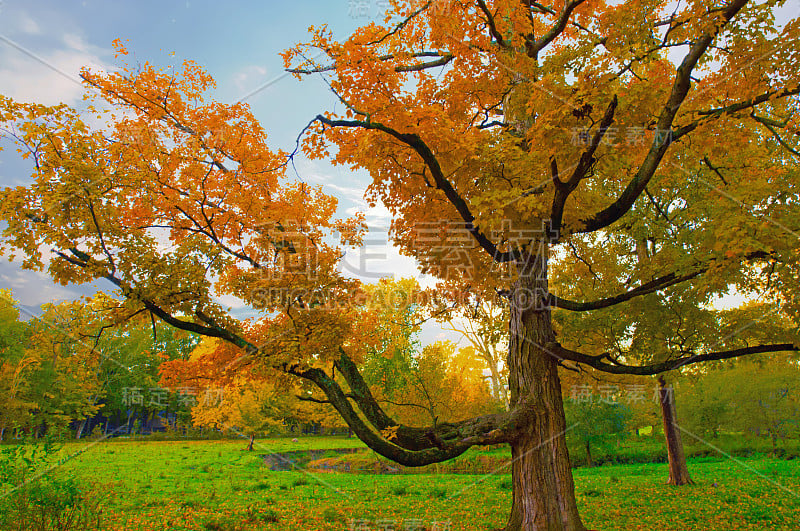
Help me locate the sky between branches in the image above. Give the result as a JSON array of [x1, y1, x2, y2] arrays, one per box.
[[1, 0, 795, 339]]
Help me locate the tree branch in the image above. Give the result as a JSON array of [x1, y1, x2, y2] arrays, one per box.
[[315, 115, 520, 262], [577, 0, 750, 234], [674, 85, 800, 140], [333, 347, 513, 451], [290, 365, 472, 466], [55, 248, 259, 355], [550, 269, 704, 311], [550, 249, 772, 311], [550, 95, 618, 237], [477, 0, 511, 48], [287, 52, 454, 75], [548, 341, 799, 375], [751, 112, 800, 158], [525, 0, 588, 58]]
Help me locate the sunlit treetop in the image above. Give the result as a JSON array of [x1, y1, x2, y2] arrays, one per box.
[[2, 4, 800, 505], [0, 39, 370, 369], [286, 0, 800, 311]]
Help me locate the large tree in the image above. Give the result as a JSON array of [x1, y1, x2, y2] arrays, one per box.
[[284, 0, 800, 528], [0, 1, 799, 529]]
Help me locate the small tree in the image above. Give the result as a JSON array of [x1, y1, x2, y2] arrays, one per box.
[[443, 299, 510, 408], [564, 395, 632, 467], [192, 374, 288, 450], [0, 289, 34, 440], [680, 356, 800, 451]]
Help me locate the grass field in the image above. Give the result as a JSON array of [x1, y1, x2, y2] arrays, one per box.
[[4, 436, 800, 530]]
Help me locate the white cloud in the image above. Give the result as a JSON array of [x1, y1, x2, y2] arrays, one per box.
[[0, 261, 98, 311], [213, 293, 249, 311], [327, 182, 367, 203], [62, 33, 90, 53], [232, 64, 268, 94], [0, 32, 108, 106], [18, 14, 41, 35]]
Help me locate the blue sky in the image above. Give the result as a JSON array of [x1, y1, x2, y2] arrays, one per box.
[[0, 0, 452, 341]]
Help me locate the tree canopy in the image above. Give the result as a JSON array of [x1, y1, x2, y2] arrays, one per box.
[[2, 1, 800, 528]]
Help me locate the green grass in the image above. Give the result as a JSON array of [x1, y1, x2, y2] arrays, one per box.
[[11, 436, 800, 530]]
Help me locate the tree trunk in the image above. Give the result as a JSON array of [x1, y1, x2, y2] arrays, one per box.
[[76, 418, 88, 440], [658, 376, 693, 485], [504, 252, 586, 531], [246, 433, 255, 451], [585, 442, 594, 468], [486, 357, 510, 410]]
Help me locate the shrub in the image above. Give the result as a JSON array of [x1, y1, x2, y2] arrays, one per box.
[[244, 504, 279, 524], [0, 437, 107, 530]]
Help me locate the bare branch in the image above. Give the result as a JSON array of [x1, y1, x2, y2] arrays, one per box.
[[287, 51, 453, 75], [549, 341, 799, 375], [315, 115, 520, 262]]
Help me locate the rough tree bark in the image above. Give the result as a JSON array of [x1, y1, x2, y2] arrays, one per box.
[[246, 433, 255, 452], [505, 252, 586, 531], [657, 376, 693, 485]]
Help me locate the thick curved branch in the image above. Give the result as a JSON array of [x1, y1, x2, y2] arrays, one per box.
[[334, 348, 396, 430], [578, 0, 750, 234], [291, 365, 471, 466], [548, 341, 799, 375], [52, 238, 510, 461], [551, 249, 772, 311], [550, 269, 704, 311], [315, 115, 520, 262], [524, 0, 588, 58], [334, 348, 511, 451], [54, 243, 510, 456]]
